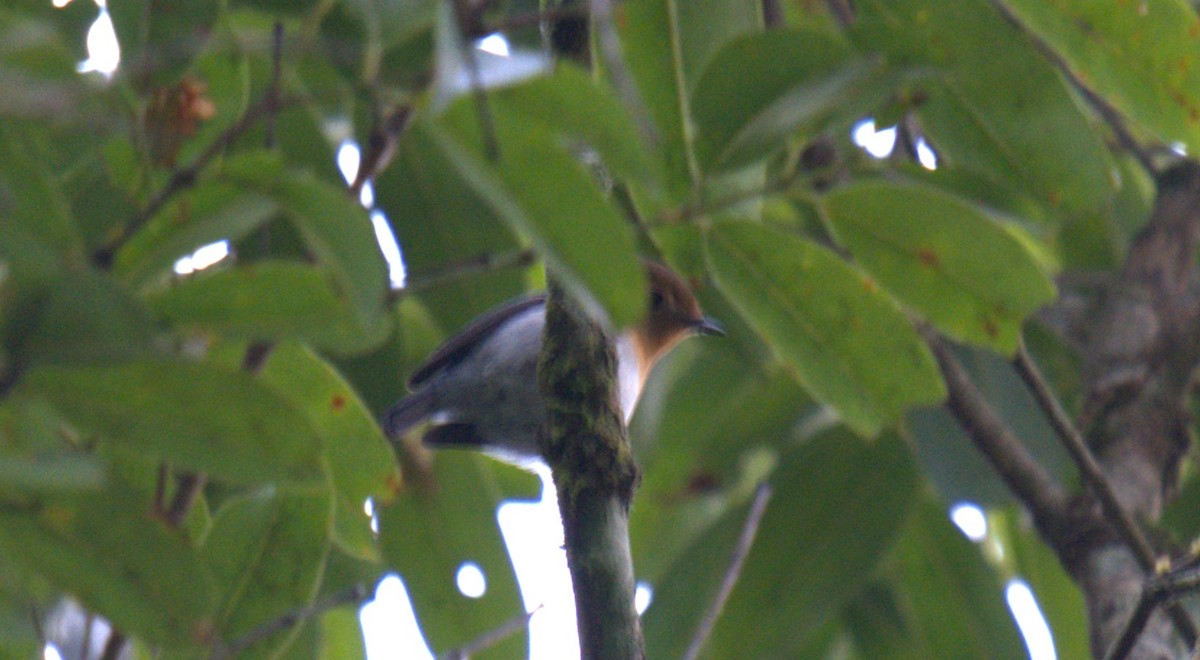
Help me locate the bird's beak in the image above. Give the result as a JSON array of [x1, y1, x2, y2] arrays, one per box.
[[692, 316, 725, 337]]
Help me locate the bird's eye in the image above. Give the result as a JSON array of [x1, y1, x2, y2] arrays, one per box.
[[651, 291, 665, 308]]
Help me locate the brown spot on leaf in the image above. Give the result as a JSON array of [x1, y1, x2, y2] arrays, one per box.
[[916, 248, 940, 268], [983, 318, 1000, 339], [861, 276, 878, 293], [686, 471, 720, 494], [331, 393, 347, 411]]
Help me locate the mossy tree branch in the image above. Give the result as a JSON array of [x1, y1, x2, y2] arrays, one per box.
[[537, 273, 645, 660]]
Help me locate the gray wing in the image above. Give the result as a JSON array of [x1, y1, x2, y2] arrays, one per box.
[[407, 295, 546, 388]]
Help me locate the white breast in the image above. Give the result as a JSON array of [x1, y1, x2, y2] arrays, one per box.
[[615, 335, 642, 423]]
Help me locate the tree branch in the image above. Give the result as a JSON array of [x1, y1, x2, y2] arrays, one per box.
[[1012, 343, 1159, 570], [537, 272, 644, 659], [922, 329, 1073, 540], [92, 92, 301, 268], [1064, 160, 1200, 657]]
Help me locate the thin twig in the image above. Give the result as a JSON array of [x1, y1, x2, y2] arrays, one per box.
[[1105, 564, 1200, 660], [825, 0, 855, 27], [1012, 343, 1159, 568], [92, 92, 302, 267], [922, 330, 1072, 533], [988, 0, 1157, 173], [264, 22, 284, 150], [658, 170, 804, 224], [351, 105, 412, 196], [484, 4, 590, 36], [1013, 342, 1199, 646], [440, 605, 543, 659], [81, 611, 95, 659], [99, 630, 126, 660], [164, 472, 206, 528], [1105, 583, 1166, 660], [761, 0, 784, 28], [387, 249, 537, 302], [453, 0, 501, 162], [211, 584, 369, 659], [683, 483, 773, 660], [590, 0, 660, 147]]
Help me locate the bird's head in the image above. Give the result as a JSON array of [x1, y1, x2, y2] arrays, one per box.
[[629, 261, 723, 379]]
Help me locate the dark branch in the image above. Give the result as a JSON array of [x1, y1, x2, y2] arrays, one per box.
[[1012, 343, 1159, 570], [388, 249, 537, 302], [92, 92, 302, 268], [922, 329, 1073, 539]]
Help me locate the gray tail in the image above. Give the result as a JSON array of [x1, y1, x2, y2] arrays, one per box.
[[383, 390, 434, 439]]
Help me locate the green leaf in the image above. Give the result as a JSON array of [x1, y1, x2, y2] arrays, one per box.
[[644, 429, 918, 657], [423, 118, 645, 327], [852, 0, 1116, 218], [21, 360, 324, 484], [0, 394, 106, 494], [19, 268, 159, 366], [145, 262, 391, 355], [692, 28, 886, 172], [108, 0, 219, 87], [993, 506, 1090, 660], [822, 181, 1057, 353], [491, 63, 663, 195], [630, 344, 810, 581], [115, 182, 279, 288], [202, 487, 333, 656], [619, 0, 763, 198], [272, 170, 390, 331], [1001, 0, 1200, 155], [374, 121, 529, 333], [881, 496, 1026, 658], [0, 480, 215, 646], [378, 452, 538, 658], [316, 605, 369, 659], [706, 221, 944, 435], [0, 122, 82, 260], [256, 341, 398, 504]]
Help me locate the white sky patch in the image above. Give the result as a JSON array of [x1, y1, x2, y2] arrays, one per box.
[[852, 119, 896, 159], [916, 138, 939, 170], [635, 582, 653, 615], [370, 210, 407, 289], [359, 179, 375, 208], [78, 5, 119, 77], [478, 34, 511, 57], [498, 466, 581, 659], [337, 140, 361, 186], [950, 502, 988, 542], [43, 646, 64, 660], [1006, 580, 1057, 660], [361, 575, 434, 660], [455, 562, 488, 599], [174, 240, 229, 275]]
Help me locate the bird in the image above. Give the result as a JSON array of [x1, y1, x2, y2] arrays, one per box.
[[383, 261, 723, 459]]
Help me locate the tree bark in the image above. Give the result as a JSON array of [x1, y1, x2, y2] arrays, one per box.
[[538, 274, 645, 660], [1070, 161, 1200, 657]]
